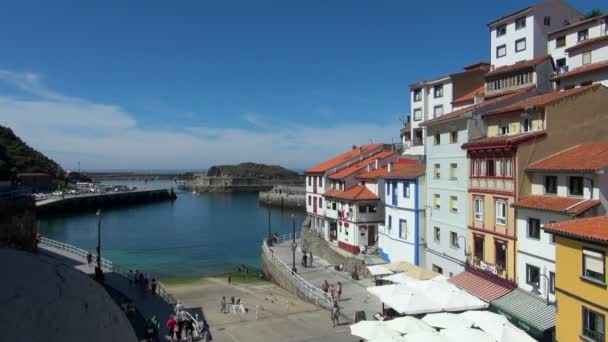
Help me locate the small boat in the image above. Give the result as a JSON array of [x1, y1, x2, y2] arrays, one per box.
[[192, 191, 199, 196]]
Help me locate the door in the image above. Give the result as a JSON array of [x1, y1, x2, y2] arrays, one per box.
[[392, 182, 398, 205], [368, 225, 376, 245], [313, 197, 317, 213]]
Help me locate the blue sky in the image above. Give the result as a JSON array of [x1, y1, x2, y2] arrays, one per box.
[[0, 0, 603, 170]]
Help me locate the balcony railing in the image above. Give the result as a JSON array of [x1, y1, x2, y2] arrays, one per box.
[[470, 178, 514, 193]]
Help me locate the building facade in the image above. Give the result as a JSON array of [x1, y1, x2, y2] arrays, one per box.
[[544, 216, 608, 342]]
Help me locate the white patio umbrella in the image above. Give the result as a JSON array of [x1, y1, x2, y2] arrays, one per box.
[[408, 279, 487, 312], [382, 272, 416, 284], [401, 331, 450, 342], [367, 337, 409, 342], [422, 312, 474, 330], [439, 327, 496, 342], [494, 322, 537, 342], [367, 284, 441, 315], [459, 311, 536, 342], [385, 316, 436, 335], [350, 321, 402, 340]]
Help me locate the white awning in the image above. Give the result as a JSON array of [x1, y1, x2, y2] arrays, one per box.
[[367, 265, 394, 276]]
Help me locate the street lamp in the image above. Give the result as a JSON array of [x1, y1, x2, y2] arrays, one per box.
[[291, 213, 297, 273], [457, 235, 470, 265], [267, 194, 272, 246], [95, 209, 103, 279], [531, 274, 551, 303]]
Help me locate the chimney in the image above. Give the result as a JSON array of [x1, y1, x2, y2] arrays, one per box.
[[375, 159, 379, 169], [352, 145, 357, 150], [388, 162, 394, 172]]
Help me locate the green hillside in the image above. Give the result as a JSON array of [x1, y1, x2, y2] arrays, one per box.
[[0, 126, 64, 181], [206, 162, 301, 179]]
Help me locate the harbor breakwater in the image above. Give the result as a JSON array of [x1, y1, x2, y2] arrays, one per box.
[[258, 185, 306, 210]]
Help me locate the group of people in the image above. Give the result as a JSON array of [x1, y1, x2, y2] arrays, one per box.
[[166, 301, 212, 341], [301, 251, 313, 268], [320, 280, 343, 302], [128, 269, 158, 294]]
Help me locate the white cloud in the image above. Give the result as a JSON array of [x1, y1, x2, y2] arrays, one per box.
[[0, 70, 400, 170]]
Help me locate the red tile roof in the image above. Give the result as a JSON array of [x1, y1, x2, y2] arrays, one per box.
[[553, 60, 608, 80], [485, 55, 552, 77], [548, 14, 608, 36], [565, 35, 608, 53], [356, 165, 392, 180], [484, 84, 599, 116], [527, 143, 608, 172], [512, 195, 601, 216], [461, 131, 546, 150], [543, 216, 608, 243], [305, 144, 383, 174], [323, 185, 379, 201], [452, 86, 485, 106], [383, 163, 426, 179], [420, 87, 533, 126], [448, 268, 516, 302], [328, 151, 396, 180]]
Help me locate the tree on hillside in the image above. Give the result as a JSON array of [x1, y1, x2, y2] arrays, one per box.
[[584, 9, 604, 19]]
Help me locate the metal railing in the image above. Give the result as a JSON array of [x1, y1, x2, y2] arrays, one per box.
[[262, 236, 332, 308], [272, 231, 302, 245]]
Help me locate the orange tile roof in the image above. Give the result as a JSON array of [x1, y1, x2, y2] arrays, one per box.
[[527, 143, 608, 172], [356, 165, 392, 180], [328, 151, 396, 180], [383, 163, 426, 179], [565, 35, 608, 53], [553, 60, 608, 80], [485, 55, 552, 77], [452, 86, 485, 105], [323, 189, 342, 197], [484, 84, 599, 116], [543, 216, 608, 243], [324, 185, 379, 201], [420, 87, 533, 126], [512, 195, 601, 216], [461, 131, 546, 150], [305, 144, 382, 174], [548, 14, 608, 36]]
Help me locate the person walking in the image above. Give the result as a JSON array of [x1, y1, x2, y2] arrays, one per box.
[[331, 301, 340, 327], [150, 315, 160, 340], [220, 296, 227, 314], [174, 301, 184, 316], [227, 274, 232, 286], [309, 252, 313, 266], [321, 280, 329, 293], [201, 320, 212, 341], [86, 251, 93, 267], [151, 278, 157, 294], [302, 253, 308, 268], [166, 316, 177, 342], [330, 283, 336, 300], [337, 281, 343, 301]]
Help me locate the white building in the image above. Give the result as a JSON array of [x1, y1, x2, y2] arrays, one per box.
[[376, 162, 426, 265], [512, 143, 608, 301], [403, 63, 489, 156], [549, 14, 608, 89], [488, 0, 581, 69]]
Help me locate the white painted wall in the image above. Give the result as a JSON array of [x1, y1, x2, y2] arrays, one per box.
[[530, 172, 601, 200], [548, 20, 607, 71], [491, 14, 536, 68]]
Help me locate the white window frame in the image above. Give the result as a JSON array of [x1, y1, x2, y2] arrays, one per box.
[[450, 196, 458, 213], [434, 226, 441, 242], [496, 24, 506, 37], [474, 197, 484, 221], [450, 231, 458, 248], [515, 38, 526, 52], [434, 194, 441, 209], [496, 44, 507, 58], [583, 248, 606, 283], [399, 220, 408, 240], [583, 51, 592, 65], [434, 105, 444, 117], [515, 16, 526, 30], [434, 164, 441, 179], [495, 200, 507, 226], [413, 108, 422, 121], [449, 163, 457, 180]]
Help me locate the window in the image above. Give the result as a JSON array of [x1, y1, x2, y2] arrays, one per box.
[[318, 198, 322, 207], [496, 159, 503, 177], [583, 248, 605, 283], [450, 232, 458, 248], [308, 177, 311, 186], [449, 163, 457, 180], [432, 265, 444, 274], [403, 182, 410, 198], [578, 29, 589, 42], [433, 194, 441, 209], [549, 272, 555, 294], [434, 164, 441, 179], [388, 215, 392, 229], [555, 35, 566, 48], [569, 176, 584, 196], [521, 115, 532, 132], [480, 160, 486, 176], [495, 200, 507, 225], [474, 197, 484, 221], [318, 177, 322, 187], [487, 159, 495, 177], [449, 196, 458, 213], [544, 176, 557, 194], [450, 130, 458, 144], [473, 160, 480, 176], [434, 105, 444, 117], [434, 84, 443, 98], [369, 205, 377, 213], [527, 218, 541, 239], [474, 235, 484, 260], [544, 16, 551, 26], [399, 220, 408, 240], [505, 159, 512, 177], [308, 196, 311, 205], [556, 58, 566, 72], [386, 182, 390, 195], [496, 44, 507, 58], [434, 227, 441, 242], [515, 16, 526, 30], [526, 264, 540, 285], [326, 200, 331, 209], [515, 38, 526, 52], [434, 131, 441, 145], [413, 108, 422, 121], [413, 89, 422, 102], [359, 205, 367, 213], [496, 24, 506, 37], [583, 307, 605, 342], [495, 242, 507, 270], [583, 51, 592, 65], [499, 121, 509, 135], [332, 202, 337, 210]]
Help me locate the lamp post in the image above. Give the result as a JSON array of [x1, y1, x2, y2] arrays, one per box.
[[95, 209, 103, 279], [457, 235, 470, 265], [531, 274, 551, 303], [291, 212, 297, 273], [267, 194, 272, 246]]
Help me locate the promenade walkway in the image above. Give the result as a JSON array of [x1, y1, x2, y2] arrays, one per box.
[[39, 243, 178, 339], [268, 239, 383, 322]]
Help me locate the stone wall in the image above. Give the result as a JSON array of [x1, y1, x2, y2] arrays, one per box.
[[259, 185, 306, 209], [301, 228, 371, 277], [0, 196, 37, 252]]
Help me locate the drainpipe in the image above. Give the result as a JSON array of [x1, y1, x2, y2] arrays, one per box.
[[414, 178, 420, 266]]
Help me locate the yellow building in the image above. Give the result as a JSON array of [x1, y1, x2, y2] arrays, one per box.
[[544, 216, 608, 342]]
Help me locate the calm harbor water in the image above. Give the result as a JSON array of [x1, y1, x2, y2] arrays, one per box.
[[37, 181, 306, 277]]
